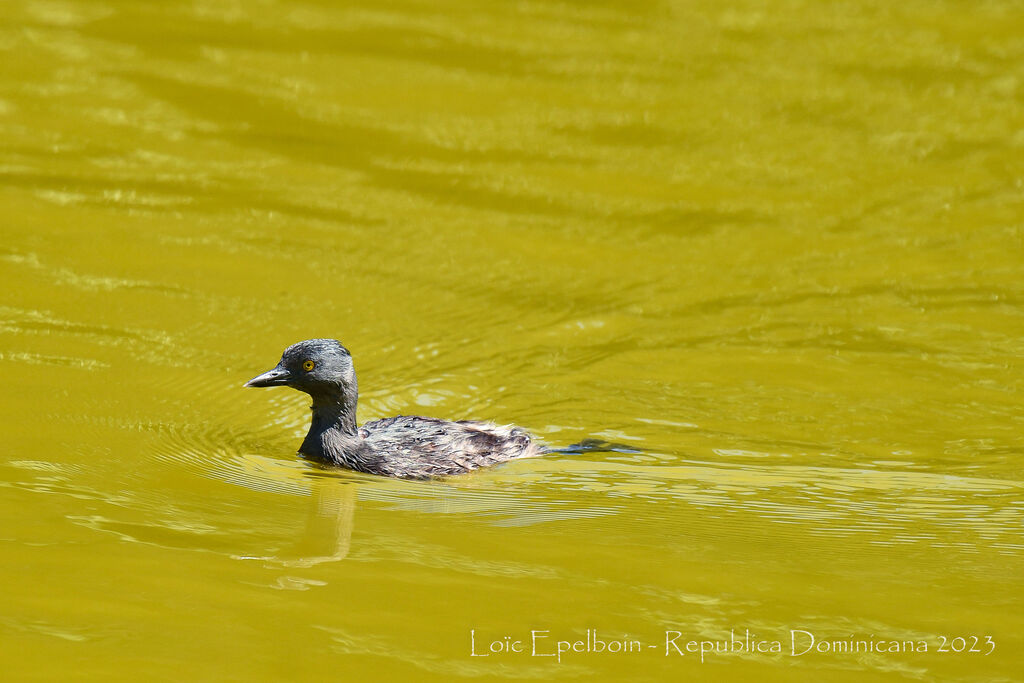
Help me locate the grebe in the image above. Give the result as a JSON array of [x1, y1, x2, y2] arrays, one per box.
[[245, 339, 544, 479]]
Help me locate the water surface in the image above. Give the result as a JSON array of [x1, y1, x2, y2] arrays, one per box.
[[1, 0, 1022, 680]]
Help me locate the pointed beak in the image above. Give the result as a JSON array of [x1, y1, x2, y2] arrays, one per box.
[[244, 365, 292, 388]]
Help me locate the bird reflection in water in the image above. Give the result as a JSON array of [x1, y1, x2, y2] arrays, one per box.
[[233, 475, 358, 569], [280, 475, 358, 567]]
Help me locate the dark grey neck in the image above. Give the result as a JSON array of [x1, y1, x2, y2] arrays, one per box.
[[299, 384, 379, 471], [309, 392, 358, 436]]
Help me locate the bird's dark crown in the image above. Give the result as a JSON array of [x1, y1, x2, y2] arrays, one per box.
[[245, 338, 356, 398]]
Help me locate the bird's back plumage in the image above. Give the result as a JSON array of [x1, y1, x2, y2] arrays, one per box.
[[357, 415, 544, 478]]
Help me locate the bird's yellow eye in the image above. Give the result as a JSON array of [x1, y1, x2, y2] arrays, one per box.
[[302, 360, 315, 372]]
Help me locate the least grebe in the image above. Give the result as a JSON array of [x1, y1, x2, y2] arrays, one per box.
[[245, 339, 544, 479]]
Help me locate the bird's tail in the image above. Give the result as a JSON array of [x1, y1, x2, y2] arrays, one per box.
[[548, 438, 641, 455]]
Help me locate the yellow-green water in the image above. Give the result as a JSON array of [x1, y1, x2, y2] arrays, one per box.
[[1, 0, 1022, 680]]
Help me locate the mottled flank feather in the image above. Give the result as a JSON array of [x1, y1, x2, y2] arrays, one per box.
[[357, 416, 544, 479], [246, 339, 545, 479]]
